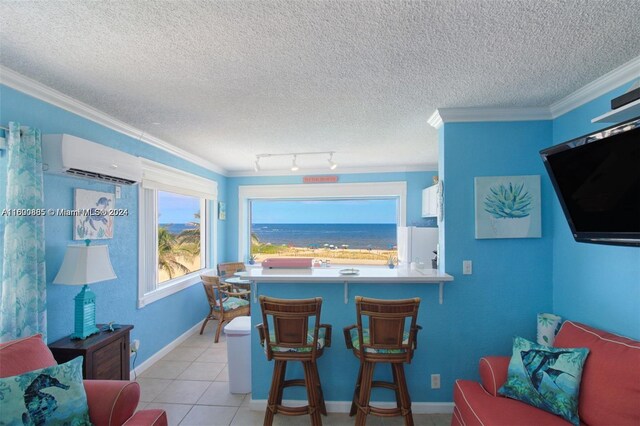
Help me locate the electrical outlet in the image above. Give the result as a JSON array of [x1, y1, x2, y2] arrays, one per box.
[[131, 339, 140, 354], [431, 374, 441, 389], [463, 260, 472, 275]]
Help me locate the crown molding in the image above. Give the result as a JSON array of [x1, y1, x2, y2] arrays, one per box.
[[428, 107, 551, 128], [549, 55, 640, 118], [427, 110, 443, 129], [0, 65, 228, 176], [227, 163, 436, 178]]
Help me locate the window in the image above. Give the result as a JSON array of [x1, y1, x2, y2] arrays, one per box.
[[238, 182, 406, 265], [138, 159, 217, 307], [250, 199, 398, 265], [158, 191, 204, 284]]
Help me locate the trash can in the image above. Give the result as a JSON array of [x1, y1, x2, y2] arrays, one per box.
[[224, 316, 252, 393]]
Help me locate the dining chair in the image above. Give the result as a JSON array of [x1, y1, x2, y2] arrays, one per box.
[[344, 296, 421, 426], [217, 262, 250, 297], [199, 274, 250, 343], [257, 296, 332, 426]]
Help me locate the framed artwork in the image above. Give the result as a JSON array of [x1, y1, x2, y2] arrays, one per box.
[[474, 175, 541, 239], [74, 189, 114, 240], [218, 201, 226, 220]]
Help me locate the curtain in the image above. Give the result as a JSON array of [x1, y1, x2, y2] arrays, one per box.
[[0, 122, 47, 342]]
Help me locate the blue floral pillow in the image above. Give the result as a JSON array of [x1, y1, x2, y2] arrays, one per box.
[[498, 336, 589, 426], [0, 356, 91, 425]]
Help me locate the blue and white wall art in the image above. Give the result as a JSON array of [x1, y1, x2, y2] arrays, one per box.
[[475, 175, 541, 239], [74, 189, 114, 240]]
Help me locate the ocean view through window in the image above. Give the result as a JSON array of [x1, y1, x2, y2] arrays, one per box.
[[158, 191, 203, 283], [250, 199, 398, 265]]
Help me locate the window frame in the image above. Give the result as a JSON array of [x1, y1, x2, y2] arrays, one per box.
[[238, 182, 407, 263], [138, 160, 217, 308]]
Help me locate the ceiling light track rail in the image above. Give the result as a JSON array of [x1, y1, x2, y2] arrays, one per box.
[[254, 151, 338, 172]]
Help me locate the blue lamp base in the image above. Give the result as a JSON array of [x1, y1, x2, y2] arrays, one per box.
[[71, 284, 100, 339]]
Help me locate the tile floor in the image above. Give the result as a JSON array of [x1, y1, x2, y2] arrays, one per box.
[[135, 322, 452, 426]]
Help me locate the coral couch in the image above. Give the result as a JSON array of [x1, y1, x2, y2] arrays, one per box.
[[452, 321, 640, 425], [0, 334, 167, 426]]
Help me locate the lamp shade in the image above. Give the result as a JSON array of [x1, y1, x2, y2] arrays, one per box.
[[54, 245, 117, 285]]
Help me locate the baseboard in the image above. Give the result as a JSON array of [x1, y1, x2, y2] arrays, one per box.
[[249, 399, 454, 414], [130, 320, 204, 377]]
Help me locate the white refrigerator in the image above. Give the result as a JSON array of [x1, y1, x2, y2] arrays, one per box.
[[397, 226, 439, 267]]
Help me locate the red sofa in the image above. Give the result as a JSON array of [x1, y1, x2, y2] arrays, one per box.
[[453, 321, 640, 425], [0, 334, 167, 426]]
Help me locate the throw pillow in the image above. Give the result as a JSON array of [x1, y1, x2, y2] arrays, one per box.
[[498, 336, 589, 426], [0, 356, 91, 426]]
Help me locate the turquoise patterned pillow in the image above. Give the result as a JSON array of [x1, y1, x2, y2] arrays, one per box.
[[0, 356, 91, 426], [498, 336, 589, 426]]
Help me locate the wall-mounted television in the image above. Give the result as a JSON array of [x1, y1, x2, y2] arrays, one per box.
[[540, 116, 640, 246]]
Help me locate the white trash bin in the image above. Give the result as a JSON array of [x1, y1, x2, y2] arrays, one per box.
[[224, 316, 252, 393]]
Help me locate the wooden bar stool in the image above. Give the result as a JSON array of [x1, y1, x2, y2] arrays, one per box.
[[256, 296, 332, 426], [343, 296, 421, 426]]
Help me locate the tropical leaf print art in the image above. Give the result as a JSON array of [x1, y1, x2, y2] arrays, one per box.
[[483, 182, 532, 219]]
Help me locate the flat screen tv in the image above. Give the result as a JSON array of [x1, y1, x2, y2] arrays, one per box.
[[540, 116, 640, 246]]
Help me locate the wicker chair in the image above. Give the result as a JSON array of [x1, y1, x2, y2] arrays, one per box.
[[217, 262, 250, 296], [343, 296, 421, 426], [257, 296, 332, 426], [199, 274, 250, 343]]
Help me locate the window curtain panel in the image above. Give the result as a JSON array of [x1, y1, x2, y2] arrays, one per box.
[[0, 122, 47, 342]]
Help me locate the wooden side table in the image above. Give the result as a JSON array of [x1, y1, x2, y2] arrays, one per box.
[[48, 324, 133, 380]]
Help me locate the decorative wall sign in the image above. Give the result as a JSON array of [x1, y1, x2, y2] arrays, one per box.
[[74, 189, 114, 240], [218, 201, 226, 220], [474, 175, 541, 239]]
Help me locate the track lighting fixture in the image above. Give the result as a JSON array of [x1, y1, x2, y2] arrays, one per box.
[[328, 152, 338, 170], [253, 151, 338, 172]]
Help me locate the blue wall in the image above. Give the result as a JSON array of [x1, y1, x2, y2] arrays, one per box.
[[551, 82, 640, 339], [224, 171, 438, 262], [439, 120, 555, 387], [0, 85, 226, 365]]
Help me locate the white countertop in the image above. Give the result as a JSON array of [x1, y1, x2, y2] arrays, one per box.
[[244, 266, 453, 283]]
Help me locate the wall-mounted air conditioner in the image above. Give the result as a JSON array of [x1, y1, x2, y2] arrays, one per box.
[[42, 134, 141, 185]]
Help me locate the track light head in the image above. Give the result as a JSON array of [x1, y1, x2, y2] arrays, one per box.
[[254, 158, 261, 172], [328, 152, 338, 170], [291, 155, 299, 171]]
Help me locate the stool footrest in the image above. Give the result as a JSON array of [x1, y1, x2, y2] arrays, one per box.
[[282, 379, 306, 388], [274, 404, 312, 416], [371, 380, 397, 391]]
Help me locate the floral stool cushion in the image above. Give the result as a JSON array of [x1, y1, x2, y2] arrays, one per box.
[[263, 328, 326, 353], [214, 297, 249, 311], [350, 328, 411, 354]]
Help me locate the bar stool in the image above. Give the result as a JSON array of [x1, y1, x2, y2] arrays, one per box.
[[343, 296, 421, 426], [256, 296, 332, 426]]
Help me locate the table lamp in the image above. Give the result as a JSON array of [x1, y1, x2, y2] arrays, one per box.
[[54, 242, 117, 339]]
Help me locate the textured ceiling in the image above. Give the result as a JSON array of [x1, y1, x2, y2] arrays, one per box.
[[1, 1, 640, 173]]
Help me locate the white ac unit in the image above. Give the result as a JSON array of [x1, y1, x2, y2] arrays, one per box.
[[42, 134, 141, 185]]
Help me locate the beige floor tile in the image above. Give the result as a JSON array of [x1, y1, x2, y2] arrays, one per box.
[[178, 362, 226, 381], [430, 413, 453, 426], [180, 334, 215, 348], [144, 402, 193, 426], [196, 347, 229, 363], [140, 360, 191, 379], [136, 401, 149, 411], [136, 377, 174, 402], [240, 393, 251, 407], [154, 380, 213, 404], [163, 346, 208, 362], [179, 405, 238, 425], [196, 381, 246, 406], [230, 407, 264, 426], [215, 365, 229, 382]]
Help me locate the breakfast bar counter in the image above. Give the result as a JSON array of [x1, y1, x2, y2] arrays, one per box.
[[246, 266, 455, 407], [244, 266, 453, 304]]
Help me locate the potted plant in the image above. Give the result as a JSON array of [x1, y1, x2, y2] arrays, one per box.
[[248, 254, 256, 265], [387, 255, 396, 269]]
